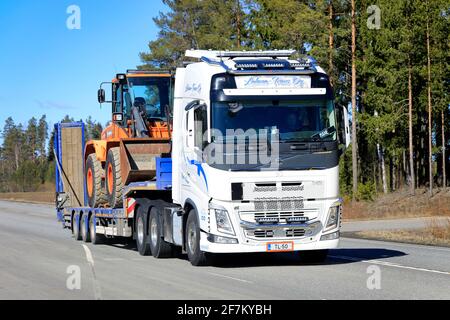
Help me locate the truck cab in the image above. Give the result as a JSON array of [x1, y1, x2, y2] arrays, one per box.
[[171, 50, 350, 263]]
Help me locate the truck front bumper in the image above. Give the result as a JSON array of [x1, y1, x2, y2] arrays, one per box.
[[200, 230, 340, 253]]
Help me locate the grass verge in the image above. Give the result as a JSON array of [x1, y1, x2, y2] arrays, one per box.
[[351, 218, 450, 247]]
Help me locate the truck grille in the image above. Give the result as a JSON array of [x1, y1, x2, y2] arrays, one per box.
[[254, 199, 304, 211], [246, 228, 306, 239]]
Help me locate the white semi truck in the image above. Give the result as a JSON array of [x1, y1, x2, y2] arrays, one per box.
[[55, 50, 350, 266]]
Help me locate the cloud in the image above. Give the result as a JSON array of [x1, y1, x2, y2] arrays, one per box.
[[35, 100, 75, 110]]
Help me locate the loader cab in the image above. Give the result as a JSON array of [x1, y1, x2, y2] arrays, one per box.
[[110, 71, 173, 126], [98, 70, 173, 139]]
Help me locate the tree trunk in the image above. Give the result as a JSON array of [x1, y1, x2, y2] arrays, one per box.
[[408, 58, 415, 195], [426, 4, 433, 196], [328, 1, 334, 87], [377, 143, 387, 194], [442, 110, 446, 188], [351, 0, 358, 200]]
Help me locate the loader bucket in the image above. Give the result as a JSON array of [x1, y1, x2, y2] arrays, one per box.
[[119, 138, 171, 185]]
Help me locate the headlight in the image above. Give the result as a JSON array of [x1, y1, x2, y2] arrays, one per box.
[[215, 209, 235, 235], [325, 204, 340, 230]]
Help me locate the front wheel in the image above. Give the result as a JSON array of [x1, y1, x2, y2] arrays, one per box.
[[186, 210, 212, 266], [105, 147, 123, 208]]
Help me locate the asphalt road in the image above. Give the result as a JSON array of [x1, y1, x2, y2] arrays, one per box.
[[0, 200, 449, 300]]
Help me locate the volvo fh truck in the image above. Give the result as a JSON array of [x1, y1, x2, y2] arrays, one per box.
[[55, 50, 350, 266]]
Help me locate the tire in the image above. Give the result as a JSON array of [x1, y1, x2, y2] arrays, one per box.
[[81, 213, 91, 243], [86, 154, 107, 208], [185, 210, 211, 266], [135, 205, 151, 256], [89, 214, 104, 245], [72, 212, 81, 241], [149, 207, 173, 258], [105, 147, 123, 208], [300, 249, 329, 263]]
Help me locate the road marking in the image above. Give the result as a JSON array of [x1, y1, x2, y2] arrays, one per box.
[[329, 255, 450, 276], [341, 237, 450, 252], [82, 245, 103, 300], [208, 272, 253, 284], [82, 244, 95, 266]]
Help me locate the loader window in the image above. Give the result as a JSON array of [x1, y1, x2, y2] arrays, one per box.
[[128, 77, 171, 120]]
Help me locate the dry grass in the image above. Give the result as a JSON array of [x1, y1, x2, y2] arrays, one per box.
[[0, 191, 53, 204], [354, 218, 450, 247], [344, 188, 450, 221]]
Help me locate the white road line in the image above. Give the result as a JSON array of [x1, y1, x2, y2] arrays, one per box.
[[208, 272, 253, 284], [82, 245, 103, 300], [341, 237, 450, 252], [82, 245, 95, 266], [329, 255, 450, 276]]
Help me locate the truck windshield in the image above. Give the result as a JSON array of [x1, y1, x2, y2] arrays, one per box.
[[211, 100, 337, 142], [127, 77, 171, 119]]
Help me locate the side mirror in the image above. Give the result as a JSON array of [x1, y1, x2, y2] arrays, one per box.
[[342, 106, 351, 148], [98, 89, 105, 104]]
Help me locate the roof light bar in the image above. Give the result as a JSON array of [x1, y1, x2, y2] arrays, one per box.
[[217, 50, 296, 58], [126, 69, 171, 74], [185, 49, 296, 60]]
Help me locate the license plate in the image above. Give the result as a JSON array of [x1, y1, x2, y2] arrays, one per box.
[[266, 241, 294, 252]]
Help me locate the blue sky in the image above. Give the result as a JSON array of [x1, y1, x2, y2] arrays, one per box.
[[0, 0, 167, 133]]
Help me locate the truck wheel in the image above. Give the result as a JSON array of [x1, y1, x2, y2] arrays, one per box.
[[149, 207, 173, 258], [81, 213, 91, 243], [72, 212, 81, 241], [89, 214, 104, 245], [300, 250, 329, 263], [186, 210, 211, 266], [86, 154, 107, 208], [135, 206, 151, 256], [105, 147, 123, 208]]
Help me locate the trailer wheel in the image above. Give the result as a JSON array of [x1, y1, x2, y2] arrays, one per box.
[[81, 213, 91, 243], [135, 206, 151, 256], [186, 210, 212, 266], [86, 153, 107, 208], [72, 212, 81, 241], [300, 250, 329, 263], [149, 207, 173, 258], [89, 214, 104, 245], [105, 147, 123, 208]]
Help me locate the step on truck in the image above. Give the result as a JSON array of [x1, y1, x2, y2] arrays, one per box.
[[55, 50, 350, 266]]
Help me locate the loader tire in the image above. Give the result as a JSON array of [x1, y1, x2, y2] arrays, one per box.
[[86, 154, 107, 208], [105, 147, 123, 208]]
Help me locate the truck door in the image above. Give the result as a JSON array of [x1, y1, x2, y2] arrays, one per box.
[[182, 101, 209, 193]]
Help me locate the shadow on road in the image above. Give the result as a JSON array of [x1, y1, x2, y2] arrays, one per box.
[[95, 237, 407, 268], [201, 248, 407, 268]]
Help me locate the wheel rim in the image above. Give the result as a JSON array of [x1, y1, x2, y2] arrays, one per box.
[[87, 169, 94, 196], [81, 216, 85, 236], [107, 163, 114, 194], [137, 216, 144, 245], [187, 221, 196, 255], [150, 216, 158, 247], [90, 218, 95, 240], [73, 215, 78, 235]]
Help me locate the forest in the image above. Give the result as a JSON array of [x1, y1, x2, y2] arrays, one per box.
[[0, 0, 448, 202]]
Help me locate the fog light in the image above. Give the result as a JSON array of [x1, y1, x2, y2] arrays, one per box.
[[207, 234, 238, 244], [321, 231, 340, 241]]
